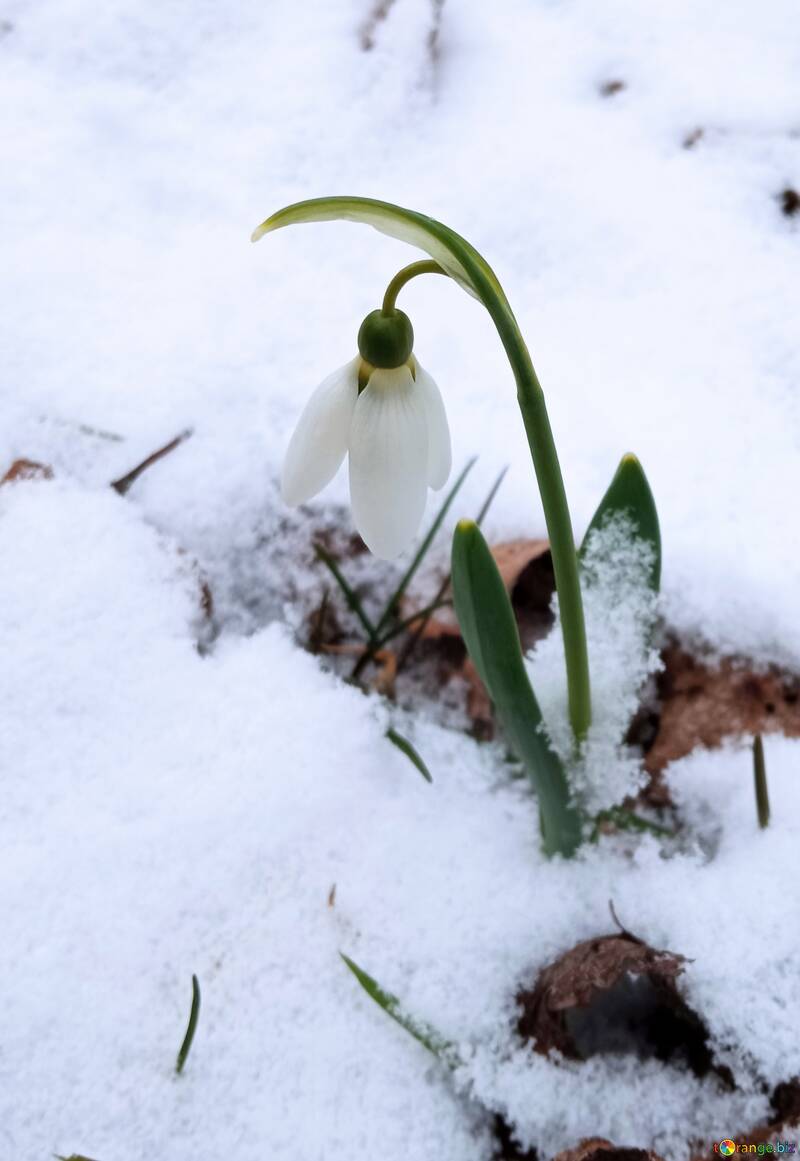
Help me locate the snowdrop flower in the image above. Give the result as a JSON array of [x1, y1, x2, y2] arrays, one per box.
[[281, 306, 451, 559]]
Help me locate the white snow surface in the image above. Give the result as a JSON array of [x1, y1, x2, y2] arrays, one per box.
[[1, 1, 799, 1158]]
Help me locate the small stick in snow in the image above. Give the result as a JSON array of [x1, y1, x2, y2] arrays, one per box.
[[111, 429, 192, 496], [753, 734, 770, 829], [175, 974, 201, 1075]]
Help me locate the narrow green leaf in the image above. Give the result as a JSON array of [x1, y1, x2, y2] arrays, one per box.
[[56, 1155, 101, 1161], [753, 734, 770, 829], [340, 953, 454, 1061], [374, 456, 477, 638], [475, 463, 509, 526], [175, 974, 201, 1075], [386, 727, 433, 782], [580, 454, 661, 592], [314, 543, 378, 643], [451, 519, 582, 857], [376, 598, 452, 647]]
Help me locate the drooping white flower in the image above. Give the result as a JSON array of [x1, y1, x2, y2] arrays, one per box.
[[281, 355, 451, 559]]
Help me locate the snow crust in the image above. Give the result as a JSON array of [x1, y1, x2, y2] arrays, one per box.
[[1, 0, 799, 1157]]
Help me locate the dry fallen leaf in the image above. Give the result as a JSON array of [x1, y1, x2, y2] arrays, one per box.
[[515, 928, 729, 1087], [1, 458, 53, 484], [553, 1140, 665, 1161], [642, 645, 800, 806]]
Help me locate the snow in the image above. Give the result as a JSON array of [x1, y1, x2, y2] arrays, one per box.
[[526, 512, 661, 814], [1, 0, 799, 1157]]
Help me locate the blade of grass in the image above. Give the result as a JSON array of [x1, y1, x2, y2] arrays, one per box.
[[340, 953, 454, 1061], [386, 727, 433, 782], [474, 463, 509, 526], [315, 544, 378, 644], [753, 734, 770, 829], [375, 597, 452, 647], [395, 464, 508, 675], [175, 974, 201, 1075]]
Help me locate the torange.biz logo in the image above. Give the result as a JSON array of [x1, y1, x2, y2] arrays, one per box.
[[714, 1141, 797, 1155]]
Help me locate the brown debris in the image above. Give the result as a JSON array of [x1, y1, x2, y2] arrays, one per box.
[[110, 429, 191, 496], [464, 657, 493, 740], [770, 1077, 800, 1126], [600, 80, 626, 97], [493, 1114, 538, 1161], [643, 645, 800, 804], [554, 1141, 664, 1161], [683, 127, 704, 149], [518, 933, 686, 1058], [321, 642, 398, 696], [780, 188, 800, 218], [516, 932, 726, 1082], [360, 0, 398, 51], [490, 538, 554, 643], [1, 458, 53, 484]]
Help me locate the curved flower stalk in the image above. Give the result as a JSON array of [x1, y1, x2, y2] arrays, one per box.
[[252, 196, 591, 745]]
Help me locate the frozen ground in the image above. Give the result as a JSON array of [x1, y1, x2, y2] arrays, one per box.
[[0, 0, 798, 1158]]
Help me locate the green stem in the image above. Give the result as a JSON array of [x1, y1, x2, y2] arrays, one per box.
[[389, 269, 591, 742], [381, 260, 447, 314]]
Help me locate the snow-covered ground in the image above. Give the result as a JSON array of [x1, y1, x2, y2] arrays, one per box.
[[1, 1, 798, 1157]]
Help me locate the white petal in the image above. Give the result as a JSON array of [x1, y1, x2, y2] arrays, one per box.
[[281, 358, 359, 506], [348, 366, 429, 559], [414, 359, 452, 490]]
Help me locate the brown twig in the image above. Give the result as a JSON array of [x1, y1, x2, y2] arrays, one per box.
[[111, 429, 192, 496]]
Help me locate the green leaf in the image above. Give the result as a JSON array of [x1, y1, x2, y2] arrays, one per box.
[[340, 953, 454, 1061], [386, 727, 433, 782], [314, 543, 378, 643], [252, 197, 509, 306], [374, 456, 477, 638], [56, 1156, 101, 1161], [474, 464, 509, 526], [175, 973, 201, 1075], [451, 519, 582, 857], [580, 454, 661, 592]]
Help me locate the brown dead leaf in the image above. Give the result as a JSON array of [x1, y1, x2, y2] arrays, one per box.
[[518, 933, 687, 1058], [516, 931, 727, 1083], [553, 1141, 665, 1161], [643, 645, 800, 806], [464, 657, 493, 740], [1, 458, 53, 484]]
